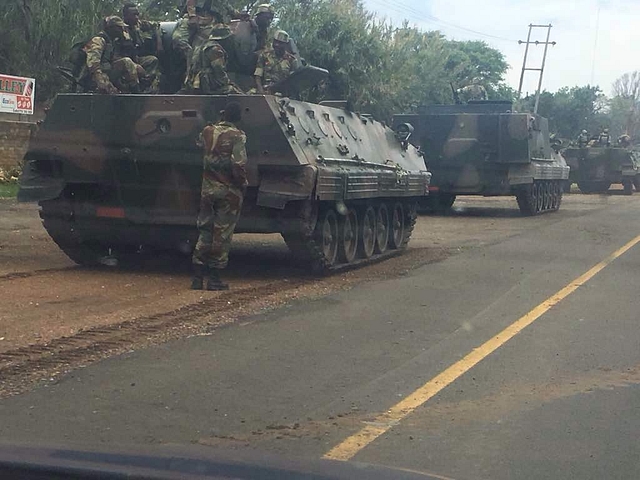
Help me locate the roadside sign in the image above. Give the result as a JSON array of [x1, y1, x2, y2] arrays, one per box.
[[0, 73, 35, 115]]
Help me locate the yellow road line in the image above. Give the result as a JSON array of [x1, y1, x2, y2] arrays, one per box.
[[323, 234, 640, 461]]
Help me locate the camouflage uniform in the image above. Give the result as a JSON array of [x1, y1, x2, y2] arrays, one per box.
[[254, 48, 298, 89], [577, 131, 590, 148], [458, 84, 488, 102], [254, 4, 275, 51], [183, 38, 243, 94], [598, 131, 611, 146], [119, 20, 162, 93], [84, 34, 140, 94], [193, 121, 248, 270], [172, 14, 216, 68]]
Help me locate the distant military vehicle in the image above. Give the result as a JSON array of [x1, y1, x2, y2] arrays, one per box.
[[393, 101, 570, 215], [18, 94, 430, 273], [562, 145, 640, 195]]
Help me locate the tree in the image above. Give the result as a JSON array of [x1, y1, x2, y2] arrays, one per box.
[[519, 86, 606, 140], [610, 71, 640, 139]]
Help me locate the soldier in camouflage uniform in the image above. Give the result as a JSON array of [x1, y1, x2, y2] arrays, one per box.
[[182, 24, 243, 94], [254, 4, 275, 52], [458, 83, 488, 102], [254, 30, 299, 94], [192, 102, 248, 291], [83, 16, 142, 94], [121, 3, 162, 93], [173, 0, 248, 81], [577, 129, 590, 148]]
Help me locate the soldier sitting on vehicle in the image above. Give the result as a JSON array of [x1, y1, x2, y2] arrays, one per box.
[[457, 82, 488, 102], [120, 3, 162, 93], [617, 134, 631, 148], [253, 30, 300, 94], [577, 129, 590, 148], [253, 4, 275, 52], [82, 16, 145, 94], [598, 128, 611, 147], [173, 1, 249, 82], [182, 24, 243, 95]]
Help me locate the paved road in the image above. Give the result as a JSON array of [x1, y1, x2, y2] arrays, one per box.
[[1, 196, 640, 479]]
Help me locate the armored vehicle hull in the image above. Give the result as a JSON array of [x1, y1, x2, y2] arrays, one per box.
[[563, 146, 640, 195], [393, 102, 570, 215], [19, 94, 430, 272]]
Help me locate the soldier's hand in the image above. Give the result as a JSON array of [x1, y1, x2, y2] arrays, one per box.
[[99, 82, 120, 95]]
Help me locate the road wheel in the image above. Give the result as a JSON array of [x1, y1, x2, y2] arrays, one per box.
[[375, 203, 390, 254], [536, 182, 544, 213], [389, 202, 405, 250], [358, 206, 377, 259], [516, 184, 535, 216], [338, 207, 358, 263], [623, 180, 633, 196], [314, 207, 338, 268]]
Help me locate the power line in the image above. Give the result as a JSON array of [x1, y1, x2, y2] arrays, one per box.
[[365, 0, 518, 43]]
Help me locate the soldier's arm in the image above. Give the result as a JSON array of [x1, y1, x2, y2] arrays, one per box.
[[204, 46, 233, 89], [172, 18, 194, 60], [253, 53, 266, 94], [231, 133, 248, 190], [85, 36, 118, 94]]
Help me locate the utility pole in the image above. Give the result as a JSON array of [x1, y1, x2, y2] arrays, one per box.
[[518, 24, 556, 114]]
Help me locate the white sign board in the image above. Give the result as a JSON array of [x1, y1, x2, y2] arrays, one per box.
[[0, 73, 35, 115]]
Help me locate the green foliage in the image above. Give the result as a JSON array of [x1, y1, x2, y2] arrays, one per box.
[[0, 0, 123, 101], [272, 0, 511, 119], [519, 86, 607, 140], [2, 0, 511, 119]]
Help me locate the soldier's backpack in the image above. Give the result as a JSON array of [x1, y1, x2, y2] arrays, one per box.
[[67, 33, 111, 78]]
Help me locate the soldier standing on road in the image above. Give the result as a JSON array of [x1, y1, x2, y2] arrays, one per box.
[[83, 16, 142, 94], [192, 102, 248, 291], [182, 24, 243, 94], [253, 30, 299, 94], [577, 129, 590, 147], [120, 3, 162, 93]]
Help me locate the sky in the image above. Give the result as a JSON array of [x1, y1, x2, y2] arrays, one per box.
[[361, 0, 640, 96]]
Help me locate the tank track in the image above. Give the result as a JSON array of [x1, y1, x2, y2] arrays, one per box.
[[515, 180, 564, 216], [283, 199, 418, 274]]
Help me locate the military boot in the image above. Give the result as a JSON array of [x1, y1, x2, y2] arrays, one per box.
[[206, 268, 229, 291], [191, 264, 205, 290]]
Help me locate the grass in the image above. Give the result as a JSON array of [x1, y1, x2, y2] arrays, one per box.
[[0, 183, 19, 198]]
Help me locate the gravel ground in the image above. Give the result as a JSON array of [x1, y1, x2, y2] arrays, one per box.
[[0, 193, 623, 370]]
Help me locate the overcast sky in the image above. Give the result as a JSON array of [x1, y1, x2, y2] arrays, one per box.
[[361, 0, 639, 96]]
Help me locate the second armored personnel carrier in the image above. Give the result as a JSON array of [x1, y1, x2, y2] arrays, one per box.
[[393, 101, 570, 215], [562, 145, 640, 195]]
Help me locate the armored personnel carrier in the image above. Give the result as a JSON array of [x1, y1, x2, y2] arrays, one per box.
[[393, 101, 570, 215], [562, 145, 640, 195], [18, 95, 430, 272]]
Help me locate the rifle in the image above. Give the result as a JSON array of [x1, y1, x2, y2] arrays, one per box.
[[451, 82, 462, 105]]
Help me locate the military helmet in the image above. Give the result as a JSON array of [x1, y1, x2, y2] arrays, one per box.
[[256, 3, 275, 14], [209, 23, 232, 40], [582, 129, 588, 134], [604, 128, 609, 133], [104, 16, 127, 30], [273, 30, 290, 43]]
